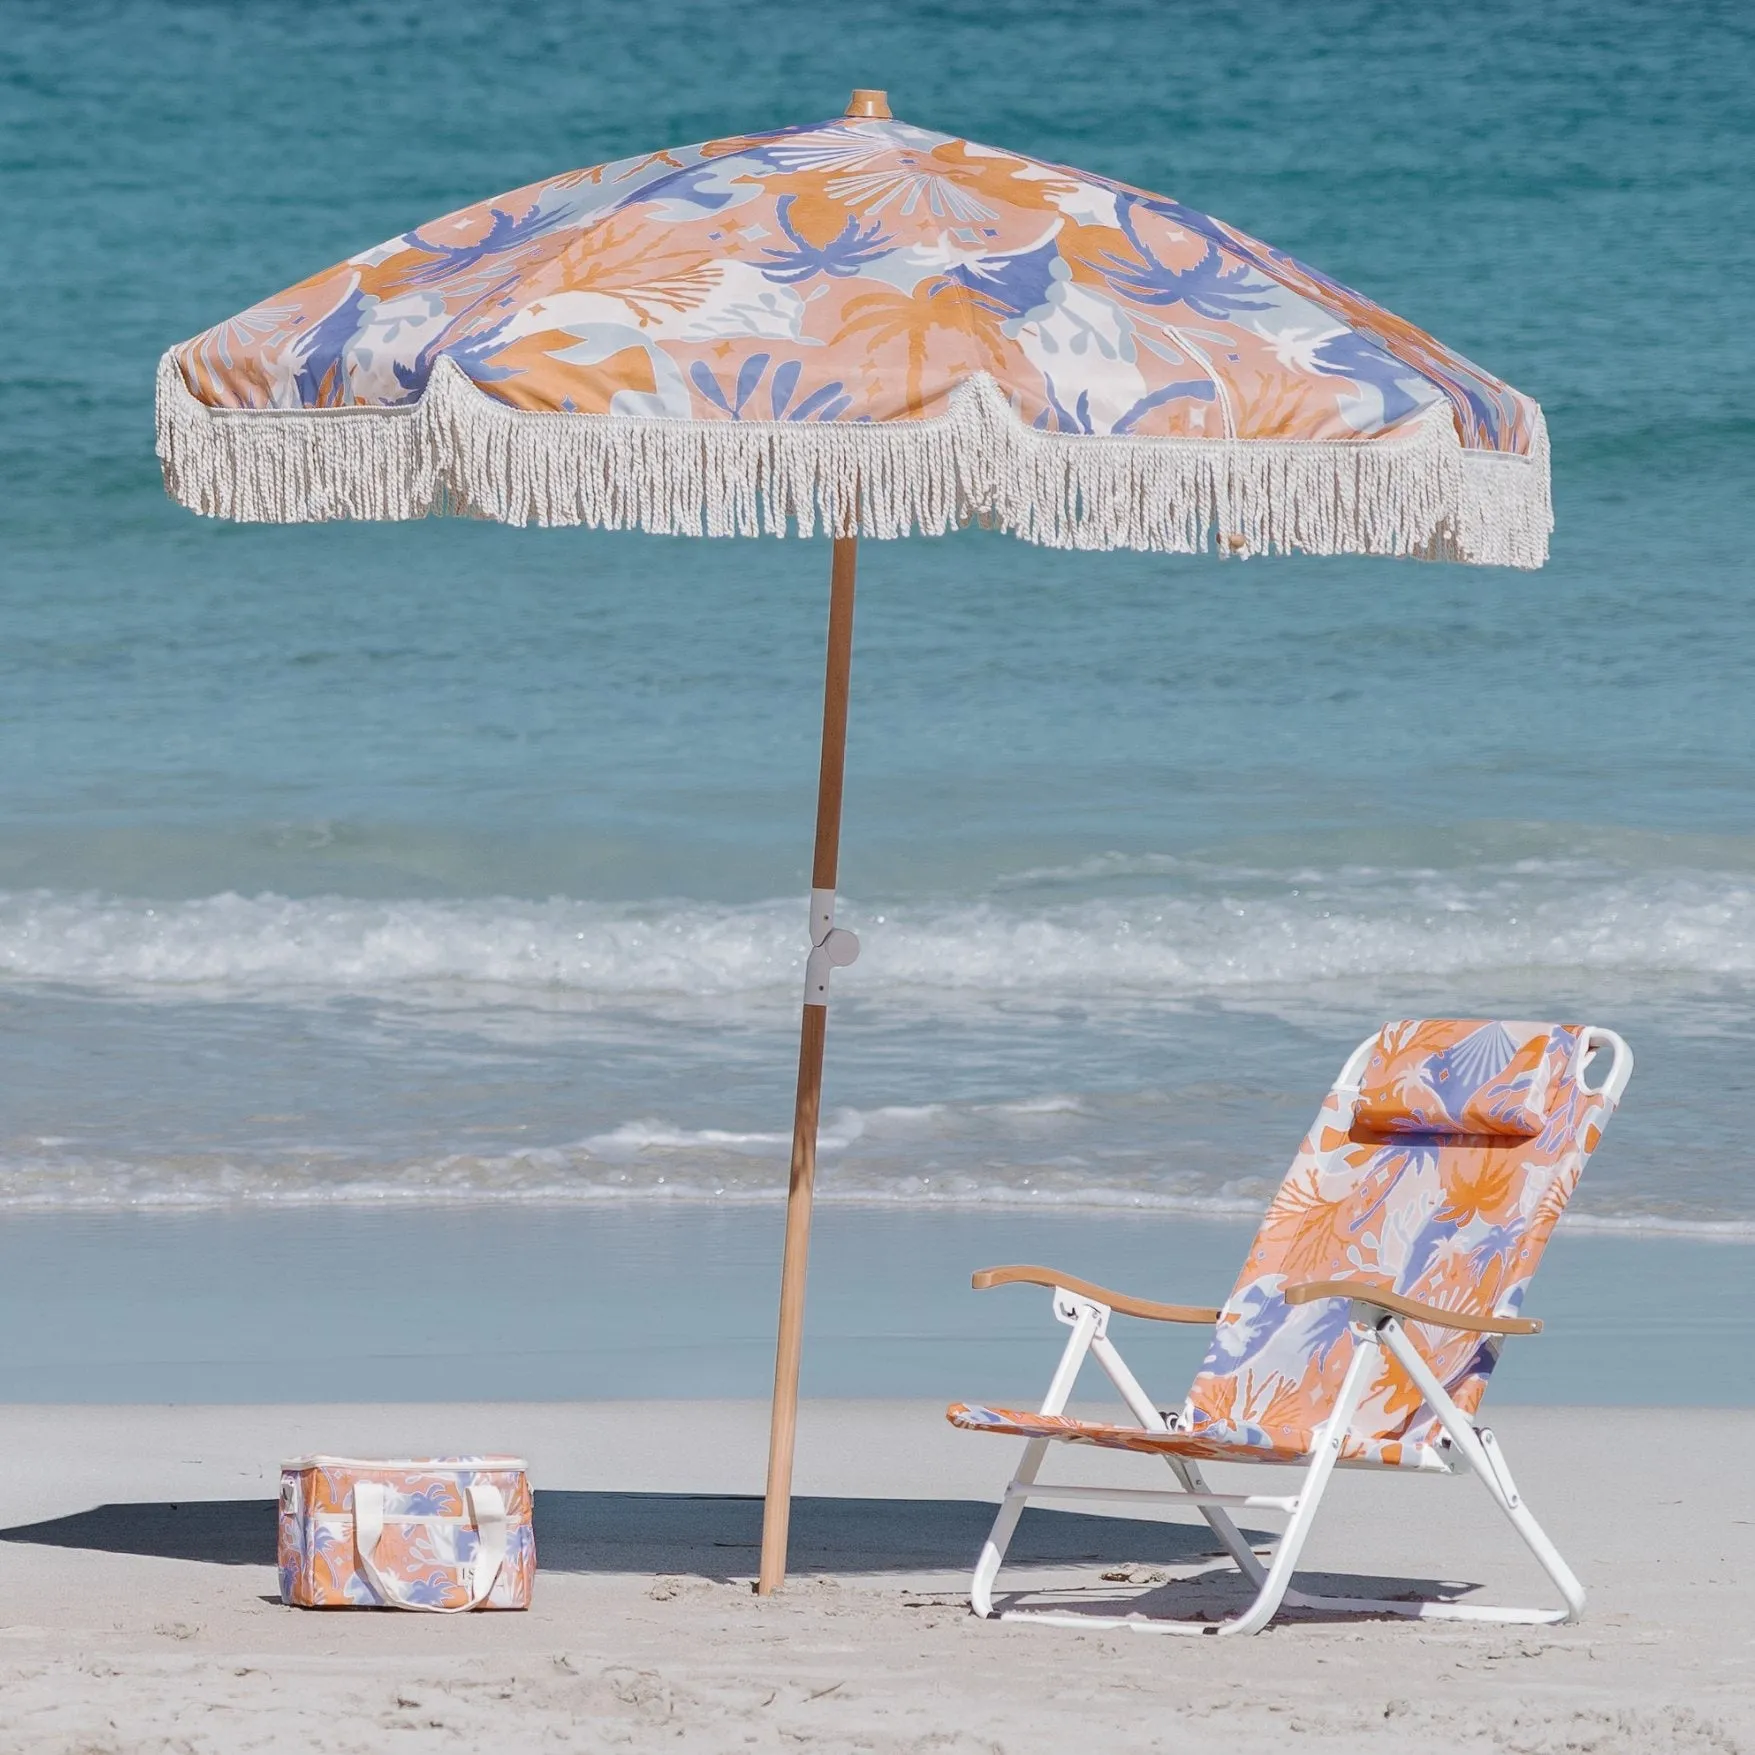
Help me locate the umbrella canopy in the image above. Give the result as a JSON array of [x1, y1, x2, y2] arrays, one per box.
[[154, 91, 1552, 1599], [158, 96, 1548, 566]]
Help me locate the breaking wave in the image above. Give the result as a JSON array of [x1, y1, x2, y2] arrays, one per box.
[[0, 1117, 1745, 1237], [0, 860, 1751, 1007]]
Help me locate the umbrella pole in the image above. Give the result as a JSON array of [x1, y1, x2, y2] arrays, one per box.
[[757, 533, 859, 1597]]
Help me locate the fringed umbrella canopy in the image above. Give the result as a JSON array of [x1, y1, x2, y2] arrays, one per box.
[[154, 90, 1553, 1603], [158, 99, 1549, 566]]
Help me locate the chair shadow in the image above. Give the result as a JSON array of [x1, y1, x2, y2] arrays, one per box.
[[998, 1566, 1489, 1625], [0, 1491, 1269, 1578]]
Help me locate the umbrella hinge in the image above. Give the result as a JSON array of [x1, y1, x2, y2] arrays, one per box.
[[804, 886, 860, 1005]]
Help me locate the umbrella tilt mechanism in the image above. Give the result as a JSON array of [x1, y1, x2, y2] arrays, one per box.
[[804, 888, 860, 1005]]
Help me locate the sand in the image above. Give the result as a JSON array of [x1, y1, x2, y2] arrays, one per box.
[[0, 1399, 1749, 1752]]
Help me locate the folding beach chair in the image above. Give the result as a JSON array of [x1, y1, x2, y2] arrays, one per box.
[[948, 1019, 1632, 1635]]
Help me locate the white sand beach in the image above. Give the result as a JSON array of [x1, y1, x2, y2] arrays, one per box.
[[0, 1399, 1748, 1752]]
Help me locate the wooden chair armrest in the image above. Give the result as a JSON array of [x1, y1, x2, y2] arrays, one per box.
[[1283, 1280, 1542, 1336], [970, 1264, 1219, 1325]]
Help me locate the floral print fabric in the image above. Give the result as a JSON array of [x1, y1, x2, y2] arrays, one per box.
[[170, 113, 1538, 458], [278, 1457, 534, 1610], [951, 1020, 1618, 1471]]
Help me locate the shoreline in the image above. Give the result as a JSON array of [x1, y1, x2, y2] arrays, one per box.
[[1, 1204, 1749, 1406], [0, 1190, 1747, 1242]]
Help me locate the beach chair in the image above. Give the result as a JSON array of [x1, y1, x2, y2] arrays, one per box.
[[948, 1019, 1632, 1635]]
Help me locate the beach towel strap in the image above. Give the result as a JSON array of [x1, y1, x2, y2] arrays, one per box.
[[352, 1480, 508, 1612]]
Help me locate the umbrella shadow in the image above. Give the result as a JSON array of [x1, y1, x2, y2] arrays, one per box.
[[0, 1498, 274, 1567], [0, 1490, 1266, 1578], [535, 1492, 1263, 1576]]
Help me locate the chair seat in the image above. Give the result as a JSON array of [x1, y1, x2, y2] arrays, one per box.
[[945, 1402, 1449, 1472]]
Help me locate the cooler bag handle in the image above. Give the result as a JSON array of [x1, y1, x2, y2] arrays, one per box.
[[352, 1480, 509, 1612]]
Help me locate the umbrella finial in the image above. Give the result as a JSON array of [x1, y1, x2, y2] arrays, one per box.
[[844, 89, 891, 119]]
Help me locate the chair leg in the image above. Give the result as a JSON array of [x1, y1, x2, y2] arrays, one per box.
[[1164, 1455, 1269, 1588], [1475, 1428, 1587, 1619], [1199, 1332, 1376, 1636], [1354, 1317, 1586, 1624], [971, 1297, 1100, 1620], [1085, 1326, 1273, 1586], [971, 1437, 1047, 1618], [1283, 1317, 1583, 1624], [980, 1322, 1380, 1636]]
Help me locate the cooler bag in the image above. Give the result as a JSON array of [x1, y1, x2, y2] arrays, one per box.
[[278, 1455, 534, 1610]]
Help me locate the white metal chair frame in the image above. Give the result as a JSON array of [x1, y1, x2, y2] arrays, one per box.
[[969, 1026, 1633, 1637]]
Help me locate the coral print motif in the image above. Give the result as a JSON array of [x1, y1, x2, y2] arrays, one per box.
[[170, 115, 1537, 457], [949, 1020, 1618, 1473], [278, 1459, 535, 1610]]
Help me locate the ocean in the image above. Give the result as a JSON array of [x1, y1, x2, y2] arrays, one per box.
[[1, 2, 1752, 1398]]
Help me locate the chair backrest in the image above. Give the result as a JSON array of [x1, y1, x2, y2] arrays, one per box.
[[1177, 1020, 1629, 1468]]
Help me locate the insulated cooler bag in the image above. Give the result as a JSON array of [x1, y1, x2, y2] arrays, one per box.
[[278, 1456, 534, 1610]]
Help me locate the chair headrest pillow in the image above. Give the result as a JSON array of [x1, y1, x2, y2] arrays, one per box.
[[1352, 1020, 1569, 1138]]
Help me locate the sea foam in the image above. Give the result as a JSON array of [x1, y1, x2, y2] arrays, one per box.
[[0, 864, 1750, 1007], [3, 867, 1749, 1231], [0, 1124, 1745, 1238]]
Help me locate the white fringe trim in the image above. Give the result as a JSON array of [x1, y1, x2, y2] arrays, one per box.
[[156, 352, 1552, 567]]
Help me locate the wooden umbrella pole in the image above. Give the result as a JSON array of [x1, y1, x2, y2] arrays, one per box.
[[757, 533, 859, 1597]]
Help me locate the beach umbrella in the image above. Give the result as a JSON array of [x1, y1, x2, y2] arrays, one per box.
[[155, 89, 1552, 1595]]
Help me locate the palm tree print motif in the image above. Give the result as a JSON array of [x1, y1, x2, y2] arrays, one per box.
[[758, 197, 892, 284], [687, 353, 851, 422], [1093, 195, 1278, 319]]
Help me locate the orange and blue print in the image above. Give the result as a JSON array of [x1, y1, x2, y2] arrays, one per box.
[[951, 1021, 1621, 1471], [170, 113, 1539, 460], [278, 1458, 534, 1610]]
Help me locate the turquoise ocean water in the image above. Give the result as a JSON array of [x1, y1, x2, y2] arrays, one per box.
[[1, 3, 1753, 1397]]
